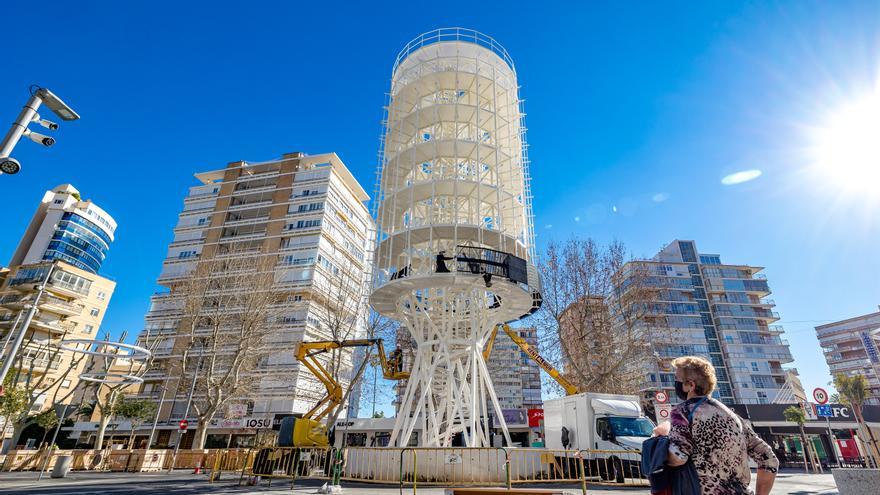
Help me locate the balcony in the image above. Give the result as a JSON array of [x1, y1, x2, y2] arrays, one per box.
[[45, 281, 90, 298], [31, 317, 73, 334], [40, 296, 83, 316], [21, 357, 61, 372]]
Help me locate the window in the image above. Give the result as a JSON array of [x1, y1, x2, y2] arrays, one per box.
[[751, 362, 759, 372], [61, 379, 71, 388], [89, 308, 100, 317], [198, 218, 207, 226], [54, 199, 64, 204], [84, 324, 94, 334], [97, 291, 106, 301], [288, 219, 321, 230]]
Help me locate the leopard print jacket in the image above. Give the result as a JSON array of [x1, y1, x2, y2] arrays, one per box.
[[668, 397, 779, 494]]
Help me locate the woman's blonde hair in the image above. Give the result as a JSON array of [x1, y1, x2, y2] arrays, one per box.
[[672, 355, 717, 395]]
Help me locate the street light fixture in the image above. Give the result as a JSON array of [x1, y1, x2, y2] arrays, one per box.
[[0, 85, 79, 176]]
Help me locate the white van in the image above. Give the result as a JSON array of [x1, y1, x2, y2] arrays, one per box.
[[544, 392, 654, 482]]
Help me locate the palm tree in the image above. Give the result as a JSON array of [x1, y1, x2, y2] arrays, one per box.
[[834, 374, 880, 468], [783, 406, 816, 473]]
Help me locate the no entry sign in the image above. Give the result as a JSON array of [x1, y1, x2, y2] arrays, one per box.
[[656, 403, 673, 421], [179, 419, 189, 431]]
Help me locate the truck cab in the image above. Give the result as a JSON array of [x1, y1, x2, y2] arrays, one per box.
[[544, 392, 654, 483]]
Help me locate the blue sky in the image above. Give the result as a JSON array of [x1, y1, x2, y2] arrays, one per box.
[[3, 1, 880, 410]]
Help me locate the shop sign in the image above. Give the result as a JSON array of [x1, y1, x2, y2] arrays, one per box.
[[527, 409, 544, 427]]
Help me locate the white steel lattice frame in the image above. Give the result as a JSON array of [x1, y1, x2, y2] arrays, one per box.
[[371, 28, 540, 447]]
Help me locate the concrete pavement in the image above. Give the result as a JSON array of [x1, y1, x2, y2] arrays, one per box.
[[0, 469, 839, 494]]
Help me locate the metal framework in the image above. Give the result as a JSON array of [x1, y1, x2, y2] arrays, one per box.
[[371, 28, 541, 447]]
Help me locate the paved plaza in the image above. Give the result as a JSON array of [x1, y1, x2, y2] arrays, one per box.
[[0, 470, 840, 494]]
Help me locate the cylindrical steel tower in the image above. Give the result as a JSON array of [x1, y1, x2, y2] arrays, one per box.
[[371, 28, 541, 447]]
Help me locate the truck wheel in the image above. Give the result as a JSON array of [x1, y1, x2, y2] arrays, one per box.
[[609, 456, 625, 483]]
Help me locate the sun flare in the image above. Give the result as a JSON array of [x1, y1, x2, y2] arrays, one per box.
[[811, 92, 880, 191]]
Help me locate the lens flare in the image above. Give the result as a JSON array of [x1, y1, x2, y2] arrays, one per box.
[[721, 169, 763, 185]]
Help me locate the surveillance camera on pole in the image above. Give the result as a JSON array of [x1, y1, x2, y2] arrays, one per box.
[[0, 86, 79, 176], [23, 128, 55, 147]]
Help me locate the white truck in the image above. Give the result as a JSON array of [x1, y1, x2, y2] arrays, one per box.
[[544, 392, 654, 482]]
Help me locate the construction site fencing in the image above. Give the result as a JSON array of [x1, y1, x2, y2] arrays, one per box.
[[223, 446, 648, 492], [236, 447, 338, 486], [580, 449, 649, 487]]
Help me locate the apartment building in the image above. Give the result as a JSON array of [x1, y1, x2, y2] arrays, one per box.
[[486, 326, 542, 411], [11, 184, 116, 274], [623, 240, 800, 405], [0, 184, 116, 448], [816, 309, 880, 405], [136, 152, 374, 448]]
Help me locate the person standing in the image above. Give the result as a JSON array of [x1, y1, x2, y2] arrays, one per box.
[[653, 356, 778, 495]]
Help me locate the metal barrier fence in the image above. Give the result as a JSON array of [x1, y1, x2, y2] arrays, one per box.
[[3, 446, 651, 491], [236, 447, 339, 487], [218, 446, 650, 492]]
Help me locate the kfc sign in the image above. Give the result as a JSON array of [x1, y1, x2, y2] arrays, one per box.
[[527, 409, 544, 427]]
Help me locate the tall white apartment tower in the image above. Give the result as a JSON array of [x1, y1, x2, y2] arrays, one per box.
[[138, 152, 375, 448], [371, 28, 542, 447]]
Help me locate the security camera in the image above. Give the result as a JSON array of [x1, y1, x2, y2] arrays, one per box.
[[0, 157, 21, 175], [23, 129, 55, 147], [31, 113, 59, 131]]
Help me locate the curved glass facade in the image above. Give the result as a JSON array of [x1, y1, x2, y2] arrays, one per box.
[[41, 212, 110, 273]]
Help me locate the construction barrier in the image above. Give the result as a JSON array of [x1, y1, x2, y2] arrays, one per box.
[[236, 447, 338, 486], [581, 449, 649, 487]]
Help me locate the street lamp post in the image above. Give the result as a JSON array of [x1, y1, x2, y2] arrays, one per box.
[[0, 86, 80, 176]]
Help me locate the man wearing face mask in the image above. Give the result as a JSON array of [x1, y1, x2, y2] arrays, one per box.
[[653, 356, 778, 495]]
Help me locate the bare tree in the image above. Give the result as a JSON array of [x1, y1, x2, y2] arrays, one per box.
[[2, 327, 90, 451], [80, 331, 159, 450], [306, 256, 386, 427], [172, 249, 288, 450], [536, 238, 673, 396]]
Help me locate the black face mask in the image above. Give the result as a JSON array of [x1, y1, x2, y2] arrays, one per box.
[[674, 380, 688, 400]]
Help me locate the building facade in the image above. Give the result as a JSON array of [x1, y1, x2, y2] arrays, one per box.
[[136, 152, 374, 448], [0, 261, 116, 447], [11, 184, 116, 274], [1, 184, 116, 448], [625, 240, 799, 405], [486, 326, 542, 411], [816, 309, 880, 405]]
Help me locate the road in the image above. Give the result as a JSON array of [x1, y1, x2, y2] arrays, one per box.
[[0, 469, 839, 494]]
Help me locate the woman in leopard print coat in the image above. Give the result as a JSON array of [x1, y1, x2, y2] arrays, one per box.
[[655, 356, 778, 495]]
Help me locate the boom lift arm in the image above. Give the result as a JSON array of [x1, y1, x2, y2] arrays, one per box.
[[286, 338, 409, 447], [483, 324, 579, 396]]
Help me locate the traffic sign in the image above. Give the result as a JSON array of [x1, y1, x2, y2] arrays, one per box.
[[179, 419, 189, 431], [655, 391, 669, 403], [816, 404, 833, 417], [813, 387, 829, 404], [656, 403, 673, 421]]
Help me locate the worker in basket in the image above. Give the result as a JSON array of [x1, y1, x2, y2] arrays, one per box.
[[389, 346, 404, 373]]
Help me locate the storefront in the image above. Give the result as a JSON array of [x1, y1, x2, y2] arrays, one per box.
[[730, 403, 880, 468]]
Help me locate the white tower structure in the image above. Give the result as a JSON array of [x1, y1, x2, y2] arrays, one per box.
[[371, 28, 541, 447]]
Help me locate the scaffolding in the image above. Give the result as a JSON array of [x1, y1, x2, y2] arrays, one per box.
[[370, 28, 541, 447]]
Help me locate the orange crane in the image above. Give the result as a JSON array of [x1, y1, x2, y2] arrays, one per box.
[[483, 323, 579, 396], [283, 338, 408, 447]]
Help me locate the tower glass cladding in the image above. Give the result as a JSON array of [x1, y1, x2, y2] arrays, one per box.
[[10, 184, 116, 275]]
